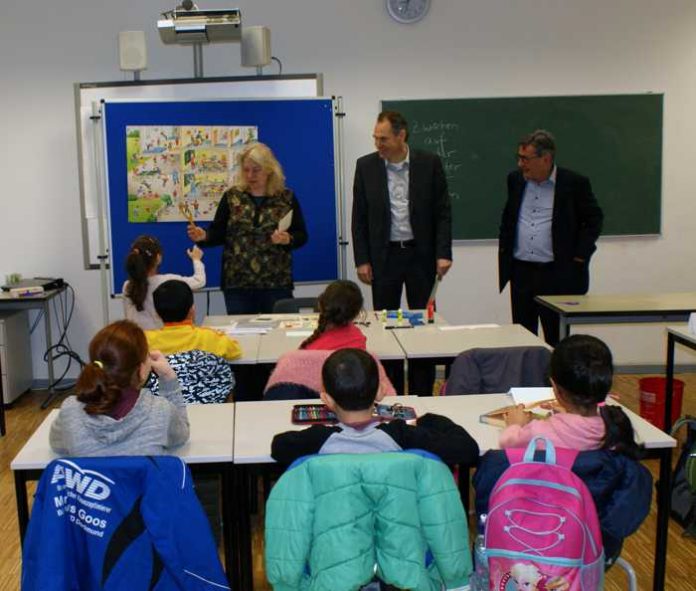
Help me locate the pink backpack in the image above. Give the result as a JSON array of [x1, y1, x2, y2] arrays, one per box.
[[485, 437, 604, 590]]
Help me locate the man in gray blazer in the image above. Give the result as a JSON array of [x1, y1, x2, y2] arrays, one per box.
[[352, 111, 453, 311]]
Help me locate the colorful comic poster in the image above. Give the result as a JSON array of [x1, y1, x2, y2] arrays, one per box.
[[126, 125, 258, 223]]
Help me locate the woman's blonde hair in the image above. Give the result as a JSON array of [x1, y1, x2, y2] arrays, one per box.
[[237, 142, 286, 196]]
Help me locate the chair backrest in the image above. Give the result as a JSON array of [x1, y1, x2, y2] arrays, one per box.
[[444, 345, 551, 395], [146, 349, 234, 403], [22, 456, 228, 591], [272, 297, 319, 313], [263, 349, 396, 400], [265, 451, 472, 590]]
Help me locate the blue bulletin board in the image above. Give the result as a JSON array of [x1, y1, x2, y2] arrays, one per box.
[[102, 98, 338, 294]]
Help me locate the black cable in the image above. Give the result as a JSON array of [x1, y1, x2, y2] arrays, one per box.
[[42, 283, 85, 391], [271, 56, 283, 75]]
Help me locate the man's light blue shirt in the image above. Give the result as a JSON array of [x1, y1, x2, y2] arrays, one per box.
[[384, 148, 414, 241], [514, 166, 556, 262]]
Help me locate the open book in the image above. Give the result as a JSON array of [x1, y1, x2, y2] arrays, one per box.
[[479, 399, 557, 427], [509, 386, 555, 406]]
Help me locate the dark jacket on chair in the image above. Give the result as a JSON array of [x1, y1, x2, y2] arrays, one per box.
[[444, 346, 551, 395]]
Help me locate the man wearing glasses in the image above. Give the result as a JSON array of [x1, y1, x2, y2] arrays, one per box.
[[498, 129, 603, 346]]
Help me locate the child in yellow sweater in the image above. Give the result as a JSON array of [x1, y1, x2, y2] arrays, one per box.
[[145, 280, 242, 361]]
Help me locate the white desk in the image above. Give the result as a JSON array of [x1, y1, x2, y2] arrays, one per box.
[[0, 286, 69, 421], [392, 323, 549, 360], [417, 393, 675, 451], [204, 313, 406, 364], [201, 315, 263, 365], [418, 393, 675, 591], [536, 292, 696, 340], [392, 323, 549, 396], [233, 396, 421, 464], [257, 326, 406, 363], [11, 404, 235, 470], [232, 393, 675, 591], [204, 313, 409, 396], [11, 403, 237, 580], [231, 395, 424, 589]]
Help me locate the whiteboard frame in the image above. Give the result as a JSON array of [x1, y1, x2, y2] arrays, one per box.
[[75, 74, 323, 270]]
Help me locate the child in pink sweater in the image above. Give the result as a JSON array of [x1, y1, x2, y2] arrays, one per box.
[[500, 335, 640, 458]]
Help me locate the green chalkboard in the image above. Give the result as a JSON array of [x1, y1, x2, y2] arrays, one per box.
[[382, 94, 663, 239]]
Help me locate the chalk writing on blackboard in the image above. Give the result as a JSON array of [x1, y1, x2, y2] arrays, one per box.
[[411, 119, 463, 200]]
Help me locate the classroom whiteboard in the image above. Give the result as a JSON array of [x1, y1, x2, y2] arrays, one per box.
[[102, 97, 339, 294], [75, 74, 323, 269]]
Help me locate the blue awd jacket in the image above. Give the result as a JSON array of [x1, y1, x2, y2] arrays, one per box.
[[22, 456, 229, 590]]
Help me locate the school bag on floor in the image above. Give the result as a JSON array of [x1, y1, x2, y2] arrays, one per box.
[[485, 437, 604, 590], [670, 417, 696, 536]]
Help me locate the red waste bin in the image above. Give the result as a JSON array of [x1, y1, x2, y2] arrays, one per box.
[[639, 377, 684, 430]]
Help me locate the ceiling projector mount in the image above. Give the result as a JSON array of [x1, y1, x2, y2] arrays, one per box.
[[158, 2, 242, 76]]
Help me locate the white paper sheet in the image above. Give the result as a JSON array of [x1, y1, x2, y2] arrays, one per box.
[[438, 324, 500, 331], [509, 387, 555, 406], [277, 210, 293, 232], [216, 321, 274, 335]]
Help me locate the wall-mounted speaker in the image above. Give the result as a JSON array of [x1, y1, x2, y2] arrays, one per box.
[[241, 26, 271, 68], [118, 31, 148, 72]]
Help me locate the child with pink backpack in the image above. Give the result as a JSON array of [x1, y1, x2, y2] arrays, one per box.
[[471, 335, 647, 590]]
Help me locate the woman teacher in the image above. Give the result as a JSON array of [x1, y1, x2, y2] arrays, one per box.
[[187, 142, 308, 313]]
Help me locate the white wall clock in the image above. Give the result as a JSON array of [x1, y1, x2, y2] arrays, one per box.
[[386, 0, 431, 24]]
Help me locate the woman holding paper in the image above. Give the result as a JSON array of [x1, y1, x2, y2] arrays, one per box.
[[187, 142, 308, 313]]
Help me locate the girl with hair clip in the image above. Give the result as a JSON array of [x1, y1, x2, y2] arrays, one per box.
[[49, 320, 190, 456], [500, 334, 641, 458], [123, 234, 205, 330], [300, 280, 367, 351]]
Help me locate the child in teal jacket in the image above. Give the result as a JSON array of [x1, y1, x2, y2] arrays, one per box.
[[265, 451, 472, 591]]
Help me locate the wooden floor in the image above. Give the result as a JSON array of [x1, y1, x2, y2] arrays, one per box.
[[2, 376, 696, 590]]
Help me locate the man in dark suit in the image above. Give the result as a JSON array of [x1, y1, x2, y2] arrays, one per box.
[[498, 129, 603, 346], [352, 111, 452, 311]]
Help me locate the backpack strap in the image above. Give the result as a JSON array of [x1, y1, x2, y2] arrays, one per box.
[[505, 436, 579, 468], [671, 417, 696, 437]]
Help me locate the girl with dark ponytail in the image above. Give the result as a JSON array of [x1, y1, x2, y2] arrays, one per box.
[[49, 320, 190, 456], [123, 235, 206, 330], [501, 334, 642, 459], [300, 280, 367, 351]]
